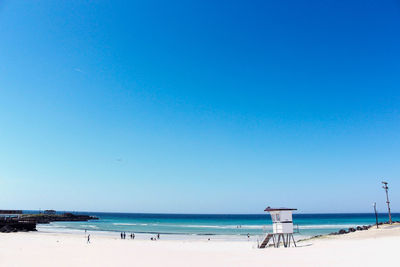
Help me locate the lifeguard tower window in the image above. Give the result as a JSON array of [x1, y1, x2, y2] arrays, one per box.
[[271, 214, 280, 222]]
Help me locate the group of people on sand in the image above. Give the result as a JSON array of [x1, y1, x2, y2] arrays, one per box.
[[86, 231, 162, 243], [150, 233, 160, 241], [120, 232, 135, 240]]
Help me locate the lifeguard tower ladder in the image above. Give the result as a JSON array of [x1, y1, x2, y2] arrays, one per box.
[[259, 207, 297, 248]]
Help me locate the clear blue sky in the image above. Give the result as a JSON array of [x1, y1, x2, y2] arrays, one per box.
[[0, 0, 399, 213]]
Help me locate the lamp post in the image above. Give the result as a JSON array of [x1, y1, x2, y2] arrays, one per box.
[[373, 202, 378, 229], [381, 181, 392, 224]]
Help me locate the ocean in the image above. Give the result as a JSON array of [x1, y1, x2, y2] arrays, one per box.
[[30, 211, 400, 241]]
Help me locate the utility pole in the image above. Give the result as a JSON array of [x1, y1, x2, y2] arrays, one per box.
[[373, 202, 378, 228], [381, 181, 392, 224]]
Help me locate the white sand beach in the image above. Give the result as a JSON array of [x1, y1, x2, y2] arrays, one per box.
[[0, 224, 399, 267]]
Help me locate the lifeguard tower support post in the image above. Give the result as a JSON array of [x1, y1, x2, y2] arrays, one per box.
[[258, 207, 297, 248]]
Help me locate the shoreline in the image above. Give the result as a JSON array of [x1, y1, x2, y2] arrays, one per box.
[[37, 220, 397, 242], [37, 223, 318, 242], [34, 220, 400, 244], [37, 225, 280, 242], [1, 223, 399, 266]]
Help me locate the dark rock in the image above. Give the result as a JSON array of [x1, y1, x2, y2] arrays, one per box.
[[356, 226, 363, 231], [21, 213, 99, 224], [0, 221, 36, 233], [348, 228, 356, 232], [362, 225, 369, 230], [0, 225, 15, 233], [338, 229, 348, 234]]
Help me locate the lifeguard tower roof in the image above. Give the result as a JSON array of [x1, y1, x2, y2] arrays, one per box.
[[264, 207, 297, 212]]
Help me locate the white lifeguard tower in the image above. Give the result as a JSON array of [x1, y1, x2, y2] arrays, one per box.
[[259, 207, 297, 248]]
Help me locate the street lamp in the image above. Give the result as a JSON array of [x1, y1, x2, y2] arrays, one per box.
[[381, 181, 392, 224], [373, 202, 378, 229]]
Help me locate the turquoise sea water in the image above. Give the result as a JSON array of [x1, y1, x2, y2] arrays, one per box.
[[30, 211, 400, 240]]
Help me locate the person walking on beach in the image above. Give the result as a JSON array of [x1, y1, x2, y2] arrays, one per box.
[[132, 233, 135, 240], [157, 233, 160, 239], [120, 232, 123, 239], [87, 234, 90, 244]]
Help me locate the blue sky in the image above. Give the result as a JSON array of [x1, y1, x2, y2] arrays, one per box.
[[0, 0, 399, 213]]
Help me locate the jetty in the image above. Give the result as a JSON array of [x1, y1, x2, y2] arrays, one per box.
[[0, 210, 98, 233], [20, 212, 98, 224]]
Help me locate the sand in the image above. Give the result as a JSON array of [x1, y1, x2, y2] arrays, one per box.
[[0, 224, 399, 267]]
